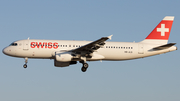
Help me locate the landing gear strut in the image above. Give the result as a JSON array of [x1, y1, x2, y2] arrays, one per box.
[[23, 57, 28, 68], [80, 57, 89, 72]]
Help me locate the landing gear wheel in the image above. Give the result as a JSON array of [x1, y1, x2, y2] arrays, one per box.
[[23, 64, 27, 68], [81, 67, 87, 72], [83, 63, 88, 68], [81, 63, 89, 72]]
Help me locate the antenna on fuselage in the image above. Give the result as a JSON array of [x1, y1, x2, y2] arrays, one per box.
[[28, 37, 30, 40]]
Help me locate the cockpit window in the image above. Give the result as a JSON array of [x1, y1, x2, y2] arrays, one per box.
[[10, 43, 18, 46]]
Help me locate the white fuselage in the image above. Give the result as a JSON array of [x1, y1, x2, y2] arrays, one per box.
[[3, 39, 177, 61], [2, 16, 177, 72]]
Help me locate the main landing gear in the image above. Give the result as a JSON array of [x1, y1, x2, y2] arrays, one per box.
[[80, 61, 89, 72], [23, 57, 28, 68]]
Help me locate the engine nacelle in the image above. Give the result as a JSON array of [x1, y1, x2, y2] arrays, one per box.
[[54, 60, 77, 67], [55, 52, 73, 62]]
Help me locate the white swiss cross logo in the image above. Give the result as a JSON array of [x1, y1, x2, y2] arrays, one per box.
[[157, 24, 169, 36]]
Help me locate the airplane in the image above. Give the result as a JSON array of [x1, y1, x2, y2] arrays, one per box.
[[2, 16, 177, 72]]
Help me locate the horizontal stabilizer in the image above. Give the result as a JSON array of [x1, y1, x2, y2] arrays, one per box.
[[152, 43, 176, 50]]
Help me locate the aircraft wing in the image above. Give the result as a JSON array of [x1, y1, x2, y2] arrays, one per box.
[[70, 35, 113, 56]]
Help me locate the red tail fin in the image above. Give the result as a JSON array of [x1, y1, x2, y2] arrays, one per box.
[[145, 16, 174, 40]]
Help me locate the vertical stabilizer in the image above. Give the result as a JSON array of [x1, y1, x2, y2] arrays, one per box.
[[141, 16, 174, 44]]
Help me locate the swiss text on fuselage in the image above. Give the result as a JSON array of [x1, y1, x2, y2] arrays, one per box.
[[30, 42, 58, 49]]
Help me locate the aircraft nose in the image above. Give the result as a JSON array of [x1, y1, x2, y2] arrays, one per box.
[[2, 47, 8, 55]]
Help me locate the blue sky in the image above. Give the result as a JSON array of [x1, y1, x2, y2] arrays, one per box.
[[0, 0, 180, 101]]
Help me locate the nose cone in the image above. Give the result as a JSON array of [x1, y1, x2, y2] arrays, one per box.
[[2, 47, 8, 55], [3, 47, 18, 57]]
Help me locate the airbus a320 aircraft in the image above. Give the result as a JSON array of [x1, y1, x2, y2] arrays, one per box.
[[3, 16, 177, 72]]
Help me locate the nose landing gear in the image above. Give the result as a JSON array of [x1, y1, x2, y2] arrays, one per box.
[[23, 57, 28, 68]]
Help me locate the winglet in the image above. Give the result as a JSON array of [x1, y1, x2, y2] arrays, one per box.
[[108, 35, 113, 40]]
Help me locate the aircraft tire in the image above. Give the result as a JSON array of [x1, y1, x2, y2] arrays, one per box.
[[81, 63, 88, 72], [81, 67, 87, 72], [83, 63, 88, 68], [23, 64, 27, 68]]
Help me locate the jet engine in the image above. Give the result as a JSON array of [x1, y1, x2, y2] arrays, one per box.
[[55, 52, 73, 62], [54, 52, 77, 67]]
